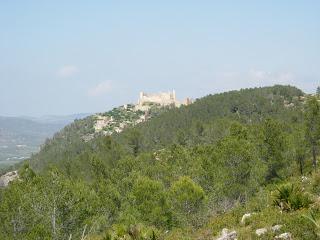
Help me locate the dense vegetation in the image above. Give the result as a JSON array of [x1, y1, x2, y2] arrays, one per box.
[[1, 85, 320, 239]]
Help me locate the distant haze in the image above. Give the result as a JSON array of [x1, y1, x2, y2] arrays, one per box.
[[0, 1, 319, 116]]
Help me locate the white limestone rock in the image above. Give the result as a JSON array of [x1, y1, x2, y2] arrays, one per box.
[[241, 213, 253, 225], [0, 170, 19, 187], [94, 115, 112, 132], [275, 232, 292, 240], [255, 228, 268, 236], [271, 224, 283, 232], [216, 228, 237, 240]]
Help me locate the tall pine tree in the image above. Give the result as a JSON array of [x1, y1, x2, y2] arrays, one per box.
[[305, 97, 320, 170]]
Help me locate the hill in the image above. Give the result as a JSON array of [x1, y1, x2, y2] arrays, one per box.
[[2, 85, 320, 240], [28, 85, 304, 173], [28, 103, 172, 171], [115, 85, 304, 150]]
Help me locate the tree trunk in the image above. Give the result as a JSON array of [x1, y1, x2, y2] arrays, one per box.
[[298, 156, 304, 175], [312, 144, 317, 170], [299, 159, 303, 175], [52, 200, 56, 240]]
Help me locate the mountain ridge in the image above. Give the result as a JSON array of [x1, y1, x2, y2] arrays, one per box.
[[24, 85, 304, 173]]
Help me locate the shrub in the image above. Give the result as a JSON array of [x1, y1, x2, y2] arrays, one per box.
[[273, 184, 313, 211], [311, 173, 320, 195], [102, 224, 160, 240], [169, 176, 206, 226]]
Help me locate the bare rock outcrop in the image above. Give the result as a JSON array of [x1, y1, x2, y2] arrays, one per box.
[[275, 232, 292, 240], [0, 170, 19, 187], [216, 228, 237, 240], [256, 228, 268, 236], [271, 225, 283, 232], [241, 212, 254, 225]]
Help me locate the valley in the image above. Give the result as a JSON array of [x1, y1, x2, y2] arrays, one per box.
[[0, 114, 89, 168]]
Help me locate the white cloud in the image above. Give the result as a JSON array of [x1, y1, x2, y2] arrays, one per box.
[[57, 65, 79, 78], [88, 81, 112, 97]]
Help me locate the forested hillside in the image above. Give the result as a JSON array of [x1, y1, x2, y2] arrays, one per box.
[[27, 103, 170, 172], [115, 85, 304, 151], [2, 85, 320, 239], [29, 85, 304, 173]]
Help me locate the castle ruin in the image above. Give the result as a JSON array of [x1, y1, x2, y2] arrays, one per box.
[[139, 90, 177, 105], [135, 90, 192, 111]]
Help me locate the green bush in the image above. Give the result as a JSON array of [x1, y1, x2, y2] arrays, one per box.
[[273, 184, 313, 211], [102, 224, 160, 240], [311, 173, 320, 195]]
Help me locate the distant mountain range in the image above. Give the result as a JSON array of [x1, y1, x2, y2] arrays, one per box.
[[19, 113, 91, 125], [0, 113, 90, 167]]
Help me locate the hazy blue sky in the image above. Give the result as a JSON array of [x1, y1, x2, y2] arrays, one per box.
[[1, 1, 319, 116]]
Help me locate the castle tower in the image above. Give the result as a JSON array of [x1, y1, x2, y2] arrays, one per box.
[[138, 92, 144, 105], [172, 90, 176, 101]]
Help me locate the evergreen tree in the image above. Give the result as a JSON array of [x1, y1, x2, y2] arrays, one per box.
[[305, 97, 320, 170], [261, 118, 286, 180], [316, 86, 320, 96], [126, 129, 144, 156]]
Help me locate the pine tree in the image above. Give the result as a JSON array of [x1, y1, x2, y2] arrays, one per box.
[[317, 86, 320, 96], [261, 118, 286, 180], [305, 97, 320, 170]]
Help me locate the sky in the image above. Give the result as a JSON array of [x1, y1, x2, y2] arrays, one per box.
[[0, 1, 319, 116]]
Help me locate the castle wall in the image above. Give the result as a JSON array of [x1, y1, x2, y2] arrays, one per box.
[[138, 91, 176, 106], [135, 90, 192, 111]]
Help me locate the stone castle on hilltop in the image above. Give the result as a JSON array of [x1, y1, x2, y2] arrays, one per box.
[[136, 90, 192, 111], [138, 91, 177, 106], [88, 90, 194, 140]]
